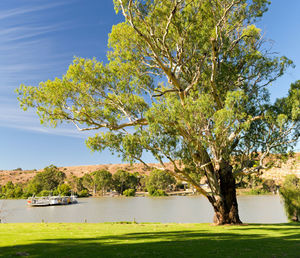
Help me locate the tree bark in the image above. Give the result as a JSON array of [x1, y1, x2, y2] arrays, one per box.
[[291, 211, 299, 222], [207, 162, 242, 225]]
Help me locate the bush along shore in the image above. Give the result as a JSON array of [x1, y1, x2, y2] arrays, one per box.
[[0, 164, 294, 199], [0, 165, 286, 200]]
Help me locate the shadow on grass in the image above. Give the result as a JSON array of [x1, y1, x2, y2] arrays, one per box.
[[1, 224, 300, 258]]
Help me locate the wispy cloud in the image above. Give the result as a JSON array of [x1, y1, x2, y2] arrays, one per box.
[[0, 1, 77, 135], [0, 2, 68, 21], [0, 24, 67, 42]]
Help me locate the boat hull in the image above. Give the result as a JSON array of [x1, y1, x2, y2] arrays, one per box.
[[27, 196, 78, 207]]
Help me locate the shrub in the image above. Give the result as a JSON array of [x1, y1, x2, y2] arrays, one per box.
[[148, 186, 167, 196], [123, 189, 136, 197], [280, 174, 300, 222], [57, 184, 71, 196], [150, 189, 167, 196], [246, 188, 268, 195], [77, 189, 89, 197], [13, 186, 23, 198], [37, 190, 51, 197]]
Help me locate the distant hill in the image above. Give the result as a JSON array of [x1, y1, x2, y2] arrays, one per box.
[[0, 162, 172, 186], [1, 153, 299, 185]]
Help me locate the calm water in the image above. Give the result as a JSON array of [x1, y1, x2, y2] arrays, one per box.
[[0, 195, 287, 223]]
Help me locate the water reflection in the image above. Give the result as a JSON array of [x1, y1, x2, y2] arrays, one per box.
[[0, 195, 287, 223]]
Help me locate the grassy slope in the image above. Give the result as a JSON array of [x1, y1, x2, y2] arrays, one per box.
[[0, 223, 299, 257]]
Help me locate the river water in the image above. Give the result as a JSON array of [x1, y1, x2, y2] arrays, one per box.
[[0, 195, 287, 223]]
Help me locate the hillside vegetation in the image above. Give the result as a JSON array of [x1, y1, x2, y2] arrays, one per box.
[[1, 153, 299, 186]]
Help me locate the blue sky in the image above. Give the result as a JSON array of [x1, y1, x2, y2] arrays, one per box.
[[0, 0, 299, 170]]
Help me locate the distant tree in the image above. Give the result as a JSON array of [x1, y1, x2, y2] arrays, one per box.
[[146, 169, 176, 196], [123, 188, 136, 197], [137, 175, 148, 192], [112, 170, 138, 195], [77, 189, 89, 197], [280, 175, 300, 222], [4, 181, 14, 190], [262, 179, 278, 193], [57, 184, 71, 196], [0, 185, 3, 198], [37, 190, 51, 197], [25, 180, 43, 197], [82, 174, 95, 195], [67, 175, 86, 193], [13, 184, 23, 198], [0, 182, 24, 199], [92, 170, 113, 195], [25, 165, 66, 196]]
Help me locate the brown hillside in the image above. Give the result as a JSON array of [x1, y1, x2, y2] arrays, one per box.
[[0, 162, 173, 185], [0, 153, 299, 185]]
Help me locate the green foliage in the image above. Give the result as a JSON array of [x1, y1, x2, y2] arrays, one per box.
[[24, 165, 66, 196], [243, 188, 269, 195], [236, 174, 263, 189], [57, 184, 71, 196], [81, 170, 113, 196], [16, 0, 300, 221], [148, 188, 167, 197], [92, 170, 113, 195], [112, 170, 138, 195], [280, 175, 300, 222], [81, 174, 94, 193], [137, 175, 148, 191], [146, 169, 176, 196], [123, 188, 136, 197], [67, 175, 86, 193], [0, 181, 24, 199], [37, 190, 51, 197], [77, 189, 89, 197]]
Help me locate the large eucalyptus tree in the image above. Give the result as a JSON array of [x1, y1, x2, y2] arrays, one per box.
[[17, 0, 299, 224]]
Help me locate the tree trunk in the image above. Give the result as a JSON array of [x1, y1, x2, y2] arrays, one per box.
[[207, 162, 242, 225], [291, 211, 299, 222], [93, 184, 97, 196]]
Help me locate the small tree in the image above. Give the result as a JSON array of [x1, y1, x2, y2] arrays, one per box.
[[67, 175, 86, 193], [82, 174, 95, 195], [146, 169, 176, 196], [123, 188, 136, 197], [92, 170, 113, 195], [1, 181, 23, 199], [112, 170, 138, 195], [280, 175, 300, 222], [25, 165, 66, 196]]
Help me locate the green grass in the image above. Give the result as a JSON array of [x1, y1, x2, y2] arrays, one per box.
[[0, 223, 299, 257]]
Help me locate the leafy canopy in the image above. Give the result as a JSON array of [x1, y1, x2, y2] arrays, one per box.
[[16, 0, 299, 197]]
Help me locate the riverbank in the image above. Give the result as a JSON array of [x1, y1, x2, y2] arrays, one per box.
[[0, 223, 299, 257]]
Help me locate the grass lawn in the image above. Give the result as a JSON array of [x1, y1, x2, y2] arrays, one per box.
[[0, 223, 299, 257]]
